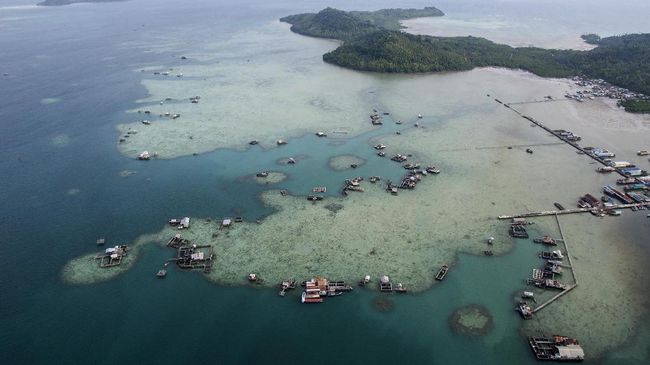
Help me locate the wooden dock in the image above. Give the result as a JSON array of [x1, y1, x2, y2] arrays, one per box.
[[532, 214, 577, 314], [498, 202, 649, 220], [496, 97, 649, 183]]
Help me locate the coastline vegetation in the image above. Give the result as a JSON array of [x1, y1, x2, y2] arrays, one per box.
[[620, 99, 650, 113], [281, 8, 650, 95], [581, 33, 601, 44]]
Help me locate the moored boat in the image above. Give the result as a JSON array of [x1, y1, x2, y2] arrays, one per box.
[[435, 265, 449, 281], [516, 301, 533, 319], [533, 236, 557, 245]]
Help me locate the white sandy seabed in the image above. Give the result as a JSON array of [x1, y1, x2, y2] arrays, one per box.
[[92, 19, 650, 357]]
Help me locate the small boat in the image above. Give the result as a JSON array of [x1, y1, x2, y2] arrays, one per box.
[[359, 275, 371, 286], [249, 140, 259, 145], [248, 273, 259, 282], [522, 291, 534, 299], [276, 139, 287, 145], [315, 132, 327, 137], [374, 144, 387, 150], [526, 148, 533, 154], [156, 269, 167, 278], [637, 150, 649, 156], [96, 238, 106, 246], [539, 250, 564, 260], [301, 291, 323, 303], [377, 151, 386, 157], [426, 166, 440, 174], [435, 265, 449, 281], [396, 120, 402, 125], [487, 236, 494, 244], [137, 151, 151, 160], [533, 236, 557, 245], [394, 283, 407, 293], [417, 114, 423, 119], [516, 301, 533, 319], [597, 166, 615, 173], [141, 120, 151, 125], [306, 195, 323, 201], [256, 171, 269, 177], [554, 202, 565, 210], [287, 157, 296, 164]]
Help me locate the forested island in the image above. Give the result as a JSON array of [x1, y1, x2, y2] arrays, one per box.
[[38, 0, 128, 6], [281, 8, 650, 96]]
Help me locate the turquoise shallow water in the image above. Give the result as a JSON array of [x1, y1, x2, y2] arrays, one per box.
[[1, 0, 649, 364]]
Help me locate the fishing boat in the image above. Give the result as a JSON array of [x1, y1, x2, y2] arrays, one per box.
[[435, 265, 449, 281], [301, 291, 323, 303], [248, 273, 260, 282], [516, 301, 533, 319], [358, 275, 371, 287], [509, 225, 529, 238], [539, 250, 564, 260], [394, 283, 407, 293], [522, 291, 534, 299], [137, 151, 151, 160], [533, 236, 557, 245]]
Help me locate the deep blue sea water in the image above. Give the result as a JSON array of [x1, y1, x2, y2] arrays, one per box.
[[1, 0, 649, 364]]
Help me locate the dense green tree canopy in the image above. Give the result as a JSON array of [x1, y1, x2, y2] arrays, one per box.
[[281, 8, 650, 96]]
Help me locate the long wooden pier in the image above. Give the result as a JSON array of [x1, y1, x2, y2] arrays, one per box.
[[498, 202, 649, 220], [531, 214, 578, 313], [497, 97, 648, 183]]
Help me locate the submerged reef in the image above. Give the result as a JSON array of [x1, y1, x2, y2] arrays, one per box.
[[448, 304, 494, 337], [328, 154, 366, 170], [372, 296, 395, 313]]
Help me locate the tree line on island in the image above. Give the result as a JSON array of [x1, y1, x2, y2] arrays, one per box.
[[281, 7, 650, 107]]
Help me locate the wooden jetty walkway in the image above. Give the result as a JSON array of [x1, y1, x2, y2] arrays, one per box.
[[505, 98, 569, 106], [496, 97, 648, 182], [498, 202, 649, 220], [532, 214, 578, 314]]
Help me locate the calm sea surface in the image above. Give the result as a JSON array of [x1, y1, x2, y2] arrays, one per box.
[[1, 0, 648, 364]]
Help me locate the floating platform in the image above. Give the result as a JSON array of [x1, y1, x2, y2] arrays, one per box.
[[528, 335, 584, 361]]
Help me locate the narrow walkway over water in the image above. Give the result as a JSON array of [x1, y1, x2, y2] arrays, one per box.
[[531, 214, 578, 313]]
